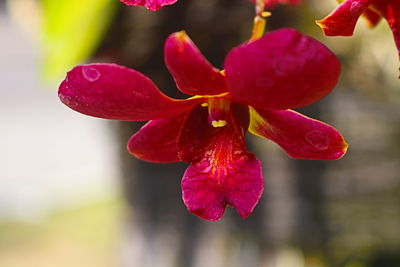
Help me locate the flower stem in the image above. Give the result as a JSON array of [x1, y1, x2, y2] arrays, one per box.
[[255, 0, 264, 17], [249, 0, 271, 42]]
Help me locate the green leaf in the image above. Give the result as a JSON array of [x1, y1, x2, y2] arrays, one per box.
[[41, 0, 117, 81]]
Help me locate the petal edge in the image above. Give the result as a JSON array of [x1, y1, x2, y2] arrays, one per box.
[[59, 63, 199, 121], [127, 113, 189, 163], [316, 0, 372, 36], [225, 28, 341, 110], [165, 32, 228, 96], [249, 108, 348, 160]]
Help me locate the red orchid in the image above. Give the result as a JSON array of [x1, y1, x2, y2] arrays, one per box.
[[317, 0, 400, 62], [58, 28, 348, 221]]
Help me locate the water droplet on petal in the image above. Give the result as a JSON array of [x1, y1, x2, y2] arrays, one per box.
[[350, 1, 362, 16], [305, 131, 330, 150], [82, 66, 100, 82]]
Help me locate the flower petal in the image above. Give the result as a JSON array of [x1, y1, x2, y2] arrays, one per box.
[[372, 0, 400, 61], [127, 113, 189, 163], [182, 153, 263, 221], [316, 0, 372, 36], [179, 105, 263, 221], [164, 31, 228, 96], [249, 108, 348, 160], [363, 7, 382, 28], [178, 103, 250, 162], [59, 63, 199, 121], [119, 0, 177, 11], [224, 28, 340, 110]]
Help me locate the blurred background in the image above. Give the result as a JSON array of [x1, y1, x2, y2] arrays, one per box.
[[0, 0, 400, 266]]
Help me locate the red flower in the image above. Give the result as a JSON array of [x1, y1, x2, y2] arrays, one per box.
[[58, 28, 348, 221], [120, 0, 177, 11], [317, 0, 400, 63]]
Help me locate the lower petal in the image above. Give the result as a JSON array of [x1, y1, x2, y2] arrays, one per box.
[[249, 108, 348, 160], [182, 154, 263, 221], [178, 104, 263, 221], [316, 0, 372, 36], [127, 113, 188, 163]]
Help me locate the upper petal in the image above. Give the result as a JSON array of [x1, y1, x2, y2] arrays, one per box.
[[164, 31, 228, 96], [119, 0, 177, 11], [179, 105, 263, 221], [249, 108, 348, 160], [224, 28, 341, 110], [316, 0, 372, 36], [127, 113, 189, 163], [58, 63, 199, 121], [372, 0, 400, 61]]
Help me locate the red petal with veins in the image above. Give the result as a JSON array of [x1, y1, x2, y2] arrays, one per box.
[[316, 0, 372, 36], [120, 0, 177, 11], [224, 28, 340, 110], [127, 113, 189, 163], [182, 154, 263, 221], [178, 103, 250, 162], [249, 108, 348, 160], [164, 32, 228, 96], [59, 64, 199, 121], [179, 105, 263, 221]]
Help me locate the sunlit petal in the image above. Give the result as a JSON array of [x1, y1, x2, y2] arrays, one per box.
[[372, 0, 400, 60], [316, 0, 372, 36]]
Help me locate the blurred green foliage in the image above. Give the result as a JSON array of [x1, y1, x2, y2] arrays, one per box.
[[0, 199, 122, 267], [41, 0, 116, 80]]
